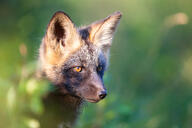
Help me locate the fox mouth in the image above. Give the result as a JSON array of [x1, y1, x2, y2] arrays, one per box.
[[85, 98, 100, 103]]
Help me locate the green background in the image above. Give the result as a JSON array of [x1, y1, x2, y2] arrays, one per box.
[[1, 0, 192, 127]]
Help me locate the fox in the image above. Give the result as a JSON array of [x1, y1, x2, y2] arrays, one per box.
[[37, 11, 122, 128]]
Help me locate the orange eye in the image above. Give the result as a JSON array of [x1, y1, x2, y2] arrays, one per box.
[[97, 66, 102, 71], [74, 66, 82, 72]]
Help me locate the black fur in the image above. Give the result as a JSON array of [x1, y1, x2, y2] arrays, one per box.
[[79, 28, 90, 40]]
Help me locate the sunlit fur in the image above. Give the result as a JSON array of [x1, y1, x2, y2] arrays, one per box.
[[37, 11, 121, 127]]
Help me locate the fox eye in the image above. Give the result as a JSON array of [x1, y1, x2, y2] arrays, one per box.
[[97, 66, 103, 72], [73, 66, 83, 72]]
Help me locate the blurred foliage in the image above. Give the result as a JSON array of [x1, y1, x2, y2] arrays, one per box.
[[1, 0, 192, 128]]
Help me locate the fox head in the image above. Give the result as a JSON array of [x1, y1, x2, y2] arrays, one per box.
[[38, 11, 121, 103]]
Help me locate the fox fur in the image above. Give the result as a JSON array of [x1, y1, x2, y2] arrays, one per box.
[[37, 11, 121, 127]]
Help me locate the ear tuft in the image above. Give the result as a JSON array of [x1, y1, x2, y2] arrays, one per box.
[[111, 11, 122, 18]]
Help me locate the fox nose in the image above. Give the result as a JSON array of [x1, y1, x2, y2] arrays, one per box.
[[99, 91, 107, 99]]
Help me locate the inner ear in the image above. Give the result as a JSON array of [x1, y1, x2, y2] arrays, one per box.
[[54, 20, 66, 42]]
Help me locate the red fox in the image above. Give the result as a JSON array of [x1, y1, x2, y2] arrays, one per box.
[[38, 11, 122, 127]]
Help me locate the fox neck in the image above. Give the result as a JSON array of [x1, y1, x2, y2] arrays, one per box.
[[44, 91, 83, 113], [41, 86, 83, 127], [45, 84, 83, 112]]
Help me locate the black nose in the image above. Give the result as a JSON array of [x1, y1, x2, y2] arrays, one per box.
[[99, 91, 107, 99]]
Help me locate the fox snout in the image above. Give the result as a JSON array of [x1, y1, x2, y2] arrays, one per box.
[[88, 82, 107, 102], [84, 85, 107, 103], [78, 72, 107, 103]]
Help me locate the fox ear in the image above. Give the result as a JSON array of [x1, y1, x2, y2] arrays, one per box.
[[45, 11, 79, 49], [88, 12, 122, 48]]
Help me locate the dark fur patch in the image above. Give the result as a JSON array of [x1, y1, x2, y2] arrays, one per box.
[[79, 28, 90, 40]]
